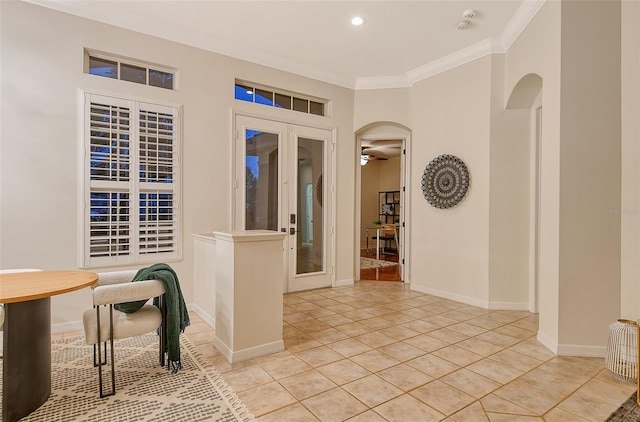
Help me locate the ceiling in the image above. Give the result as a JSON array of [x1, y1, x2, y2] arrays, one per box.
[[27, 0, 543, 89]]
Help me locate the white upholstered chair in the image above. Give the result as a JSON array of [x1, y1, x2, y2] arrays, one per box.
[[82, 270, 167, 397]]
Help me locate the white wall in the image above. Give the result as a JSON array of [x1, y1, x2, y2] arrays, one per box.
[[378, 158, 401, 194], [503, 0, 629, 354], [488, 54, 531, 309], [620, 0, 640, 320], [0, 1, 355, 326], [504, 0, 563, 348], [409, 57, 492, 306], [557, 0, 622, 351], [354, 88, 410, 131]]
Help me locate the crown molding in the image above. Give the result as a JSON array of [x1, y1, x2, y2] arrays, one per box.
[[355, 0, 546, 91], [499, 0, 547, 52], [406, 37, 499, 84], [355, 75, 412, 91]]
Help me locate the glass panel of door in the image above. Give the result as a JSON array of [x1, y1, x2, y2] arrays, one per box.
[[295, 137, 323, 275], [245, 130, 278, 231]]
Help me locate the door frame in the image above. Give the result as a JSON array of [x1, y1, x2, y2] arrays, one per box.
[[529, 100, 543, 313], [354, 123, 412, 284], [231, 111, 337, 293]]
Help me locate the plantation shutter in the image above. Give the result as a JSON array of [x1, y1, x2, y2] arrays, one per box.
[[138, 107, 178, 256], [83, 93, 180, 267]]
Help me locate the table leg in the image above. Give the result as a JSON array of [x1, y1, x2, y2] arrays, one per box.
[[365, 228, 369, 256], [376, 228, 380, 260], [3, 298, 51, 422]]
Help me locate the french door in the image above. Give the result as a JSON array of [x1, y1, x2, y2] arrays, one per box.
[[234, 115, 333, 292]]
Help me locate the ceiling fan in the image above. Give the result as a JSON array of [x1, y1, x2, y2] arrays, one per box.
[[361, 146, 388, 162]]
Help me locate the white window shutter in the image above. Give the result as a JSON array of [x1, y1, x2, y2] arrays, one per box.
[[83, 94, 180, 267]]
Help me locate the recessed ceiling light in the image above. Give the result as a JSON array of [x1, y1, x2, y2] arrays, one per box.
[[351, 16, 365, 26]]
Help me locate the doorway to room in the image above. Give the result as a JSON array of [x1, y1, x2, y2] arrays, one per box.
[[356, 123, 410, 283]]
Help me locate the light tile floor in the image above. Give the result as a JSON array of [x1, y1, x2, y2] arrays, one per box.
[[55, 280, 636, 422], [185, 281, 636, 421]]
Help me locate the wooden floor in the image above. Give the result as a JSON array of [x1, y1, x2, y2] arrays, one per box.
[[360, 249, 401, 282]]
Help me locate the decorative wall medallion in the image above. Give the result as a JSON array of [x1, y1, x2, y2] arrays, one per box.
[[421, 154, 470, 209]]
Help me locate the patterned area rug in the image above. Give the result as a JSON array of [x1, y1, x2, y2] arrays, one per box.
[[0, 333, 254, 421], [360, 257, 398, 269], [606, 392, 639, 421]]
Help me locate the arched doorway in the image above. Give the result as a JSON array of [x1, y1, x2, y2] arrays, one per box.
[[507, 73, 543, 312], [355, 122, 411, 283]]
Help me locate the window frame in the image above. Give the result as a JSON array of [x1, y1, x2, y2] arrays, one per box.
[[85, 49, 178, 91], [234, 79, 329, 117], [80, 92, 182, 268]]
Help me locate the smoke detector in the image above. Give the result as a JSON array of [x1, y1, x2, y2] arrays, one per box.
[[463, 9, 477, 19]]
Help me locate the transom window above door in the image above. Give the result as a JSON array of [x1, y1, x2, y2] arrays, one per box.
[[234, 80, 328, 117]]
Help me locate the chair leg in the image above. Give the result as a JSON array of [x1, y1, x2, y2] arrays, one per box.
[[95, 305, 116, 398], [158, 294, 167, 367], [92, 342, 108, 367]]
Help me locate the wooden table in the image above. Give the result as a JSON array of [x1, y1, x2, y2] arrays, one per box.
[[0, 270, 98, 422]]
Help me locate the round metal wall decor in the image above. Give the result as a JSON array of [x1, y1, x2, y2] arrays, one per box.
[[421, 154, 470, 209]]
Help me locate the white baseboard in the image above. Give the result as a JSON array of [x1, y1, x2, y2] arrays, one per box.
[[335, 278, 354, 287], [190, 303, 215, 328], [409, 284, 529, 311], [213, 337, 284, 364], [213, 337, 233, 362], [410, 284, 489, 308], [557, 344, 606, 358], [537, 330, 558, 354], [536, 331, 606, 357], [488, 301, 530, 311]]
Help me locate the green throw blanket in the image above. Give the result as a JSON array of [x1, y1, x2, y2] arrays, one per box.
[[114, 263, 190, 373]]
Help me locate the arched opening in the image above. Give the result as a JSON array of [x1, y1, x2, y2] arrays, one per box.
[[354, 122, 411, 283], [506, 73, 543, 312], [507, 73, 543, 109]]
